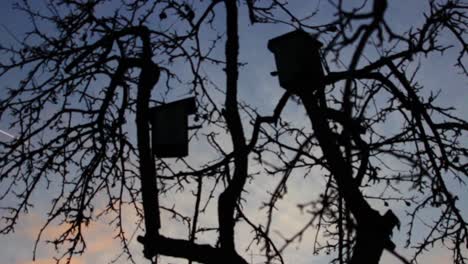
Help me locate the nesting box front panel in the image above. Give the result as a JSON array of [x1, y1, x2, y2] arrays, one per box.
[[152, 106, 188, 158], [274, 43, 307, 88]]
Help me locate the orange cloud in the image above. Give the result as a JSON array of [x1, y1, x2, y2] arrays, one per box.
[[15, 211, 121, 261], [87, 232, 119, 254]]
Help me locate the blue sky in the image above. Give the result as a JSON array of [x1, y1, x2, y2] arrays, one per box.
[[0, 1, 467, 264]]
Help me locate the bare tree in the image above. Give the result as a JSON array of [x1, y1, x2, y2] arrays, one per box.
[[0, 0, 467, 264]]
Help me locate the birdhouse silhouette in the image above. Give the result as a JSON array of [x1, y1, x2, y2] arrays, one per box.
[[268, 30, 324, 89], [150, 97, 196, 158]]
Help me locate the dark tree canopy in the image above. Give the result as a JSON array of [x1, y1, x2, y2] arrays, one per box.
[[0, 0, 467, 264]]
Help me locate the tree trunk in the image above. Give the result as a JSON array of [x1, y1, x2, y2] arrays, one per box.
[[296, 87, 396, 264], [136, 60, 161, 259]]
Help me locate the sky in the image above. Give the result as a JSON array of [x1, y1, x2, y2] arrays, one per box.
[[0, 0, 467, 264]]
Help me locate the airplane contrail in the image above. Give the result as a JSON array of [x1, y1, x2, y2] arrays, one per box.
[[0, 129, 15, 139]]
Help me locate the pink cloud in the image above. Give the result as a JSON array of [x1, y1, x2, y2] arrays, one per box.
[[17, 258, 85, 264]]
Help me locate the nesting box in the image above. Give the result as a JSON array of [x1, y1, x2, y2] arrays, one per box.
[[150, 97, 196, 158], [268, 30, 324, 89]]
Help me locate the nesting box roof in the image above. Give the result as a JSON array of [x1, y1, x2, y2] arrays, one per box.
[[151, 97, 196, 115], [267, 30, 323, 53]]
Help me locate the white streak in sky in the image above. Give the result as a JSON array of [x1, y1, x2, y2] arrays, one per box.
[[0, 129, 15, 139]]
